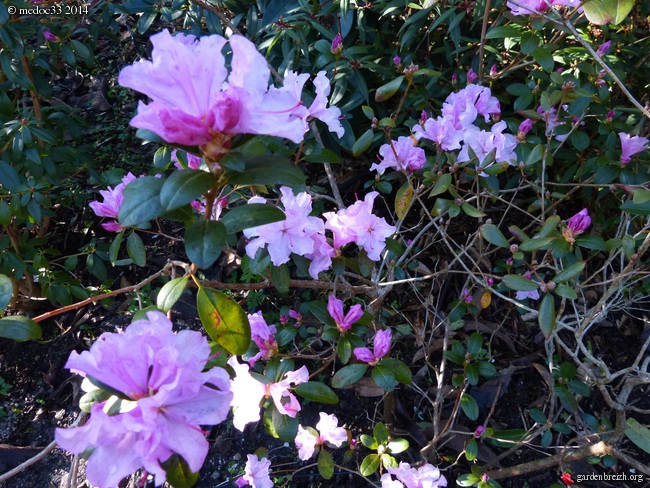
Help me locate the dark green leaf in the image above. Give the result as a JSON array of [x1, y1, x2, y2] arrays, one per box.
[[119, 176, 165, 227], [160, 170, 216, 212], [294, 382, 339, 404], [352, 129, 374, 157], [160, 454, 199, 488], [331, 364, 368, 388], [554, 261, 585, 283], [521, 32, 540, 54], [185, 220, 227, 269], [538, 294, 556, 339], [624, 418, 650, 454], [465, 438, 478, 461], [503, 274, 540, 291], [0, 274, 13, 310], [109, 231, 124, 266], [197, 286, 250, 355], [379, 359, 412, 385], [532, 46, 554, 72], [485, 25, 522, 39], [360, 454, 380, 476], [270, 264, 290, 294], [461, 393, 479, 420], [430, 173, 452, 196], [480, 224, 510, 248], [372, 364, 397, 391], [318, 449, 334, 480], [220, 204, 285, 234], [519, 237, 557, 251], [126, 232, 146, 267], [0, 316, 42, 341], [375, 76, 404, 102], [227, 156, 306, 188], [529, 408, 547, 424]]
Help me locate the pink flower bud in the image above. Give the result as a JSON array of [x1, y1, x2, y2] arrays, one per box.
[[393, 55, 402, 66], [518, 118, 533, 137], [489, 65, 497, 77], [331, 34, 343, 55], [451, 73, 458, 85], [373, 329, 392, 360], [467, 68, 478, 84], [562, 208, 591, 244], [474, 425, 485, 438], [43, 30, 60, 42], [419, 110, 429, 125]]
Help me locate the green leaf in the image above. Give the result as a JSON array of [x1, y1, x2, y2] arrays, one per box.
[[220, 204, 285, 234], [360, 434, 377, 450], [633, 188, 650, 205], [360, 454, 380, 476], [119, 176, 165, 227], [331, 364, 368, 388], [227, 156, 306, 188], [430, 172, 452, 196], [0, 161, 21, 192], [318, 449, 335, 480], [461, 203, 486, 218], [352, 129, 374, 157], [519, 237, 557, 251], [109, 231, 124, 266], [395, 182, 413, 220], [553, 261, 585, 283], [185, 220, 227, 269], [374, 422, 389, 444], [532, 46, 554, 72], [153, 146, 173, 169], [0, 274, 13, 310], [79, 388, 112, 413], [0, 316, 42, 341], [521, 32, 541, 54], [269, 401, 300, 441], [489, 429, 527, 445], [621, 199, 650, 216], [379, 359, 412, 385], [372, 364, 397, 391], [157, 276, 189, 313], [196, 287, 250, 355], [126, 232, 146, 267], [294, 382, 339, 404], [387, 438, 409, 454], [70, 39, 94, 66], [575, 235, 608, 251], [337, 336, 352, 364], [503, 274, 539, 291], [160, 454, 199, 488], [465, 438, 478, 461], [485, 25, 522, 39], [538, 294, 556, 339], [270, 264, 290, 294], [624, 418, 650, 454], [461, 393, 479, 420], [375, 76, 404, 102], [480, 223, 510, 248], [306, 300, 335, 327], [529, 408, 547, 424], [555, 283, 578, 300], [160, 170, 216, 212], [0, 200, 11, 226], [583, 0, 634, 25]]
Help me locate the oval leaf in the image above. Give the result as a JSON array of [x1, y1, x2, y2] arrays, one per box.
[[185, 220, 227, 269], [352, 129, 374, 157], [126, 232, 146, 267], [503, 274, 540, 291], [160, 169, 216, 212], [538, 294, 556, 339], [294, 382, 339, 404], [160, 453, 199, 488], [375, 76, 404, 102], [0, 274, 13, 310], [197, 287, 250, 355], [227, 156, 306, 188], [553, 261, 585, 283], [395, 182, 413, 220], [220, 204, 286, 234], [460, 393, 479, 420], [0, 316, 42, 341], [331, 364, 368, 389], [480, 223, 510, 248], [157, 276, 189, 313], [119, 176, 165, 227], [318, 449, 335, 480]]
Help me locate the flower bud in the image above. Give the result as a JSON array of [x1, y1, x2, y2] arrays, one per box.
[[467, 68, 478, 84], [489, 65, 497, 77], [393, 55, 402, 66], [43, 30, 60, 42], [596, 40, 612, 56], [331, 33, 343, 55], [451, 73, 458, 85]]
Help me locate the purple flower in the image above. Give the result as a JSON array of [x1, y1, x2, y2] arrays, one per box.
[[43, 30, 60, 42], [596, 40, 612, 56], [562, 208, 591, 244], [393, 55, 402, 66], [119, 30, 309, 151], [236, 454, 273, 488], [474, 425, 485, 438], [327, 294, 364, 332], [489, 65, 498, 77], [371, 136, 426, 175], [457, 121, 519, 172], [451, 73, 458, 85], [463, 288, 473, 304], [247, 312, 278, 365], [55, 311, 233, 488], [619, 132, 649, 165], [381, 461, 447, 488], [466, 68, 478, 84], [331, 33, 343, 55], [295, 412, 347, 460], [507, 0, 550, 15], [89, 173, 137, 232], [353, 329, 392, 365], [324, 192, 396, 261]]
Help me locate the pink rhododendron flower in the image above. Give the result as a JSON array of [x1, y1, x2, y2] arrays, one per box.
[[562, 208, 590, 244], [303, 232, 336, 279], [515, 271, 540, 301], [371, 136, 426, 174], [248, 312, 279, 365], [244, 187, 327, 269], [353, 329, 392, 365], [228, 357, 309, 430], [236, 454, 273, 488], [327, 294, 364, 332], [537, 105, 569, 141], [55, 311, 232, 488], [119, 30, 309, 149], [457, 121, 518, 172], [466, 68, 478, 84], [619, 132, 649, 165], [518, 119, 534, 138], [89, 172, 137, 232], [172, 150, 202, 170], [295, 412, 347, 460], [324, 192, 396, 261], [380, 461, 448, 488]]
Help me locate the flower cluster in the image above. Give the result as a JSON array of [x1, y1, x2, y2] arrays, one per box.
[[412, 84, 517, 173], [244, 187, 395, 277], [380, 462, 448, 488], [89, 172, 137, 232], [119, 30, 343, 159], [295, 412, 347, 460], [372, 136, 426, 175], [55, 311, 233, 488]]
